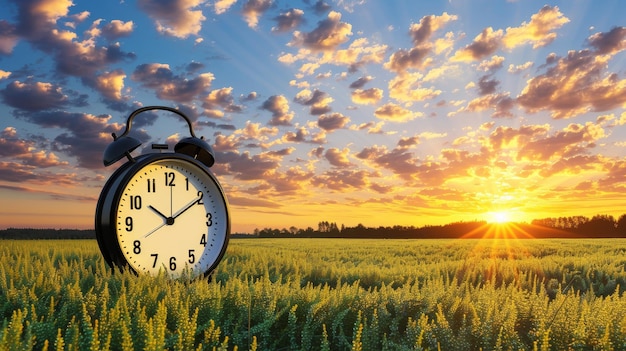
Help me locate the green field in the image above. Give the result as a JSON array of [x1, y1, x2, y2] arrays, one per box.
[[1, 238, 626, 350]]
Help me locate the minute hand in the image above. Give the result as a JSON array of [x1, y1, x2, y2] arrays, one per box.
[[172, 195, 202, 219]]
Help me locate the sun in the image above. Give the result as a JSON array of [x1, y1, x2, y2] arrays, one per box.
[[487, 210, 513, 224]]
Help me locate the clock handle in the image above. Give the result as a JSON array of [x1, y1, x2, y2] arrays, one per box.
[[103, 106, 215, 167], [119, 106, 197, 138]]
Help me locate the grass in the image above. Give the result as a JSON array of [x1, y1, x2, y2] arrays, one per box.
[[1, 238, 626, 350]]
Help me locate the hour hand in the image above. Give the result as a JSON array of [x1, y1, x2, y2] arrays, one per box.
[[149, 205, 168, 221], [150, 205, 174, 225]]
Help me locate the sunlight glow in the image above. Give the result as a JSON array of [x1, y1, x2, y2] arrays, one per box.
[[487, 210, 513, 224]]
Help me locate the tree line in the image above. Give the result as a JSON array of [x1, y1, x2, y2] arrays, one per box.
[[0, 228, 96, 239], [252, 214, 626, 239], [2, 213, 626, 239]]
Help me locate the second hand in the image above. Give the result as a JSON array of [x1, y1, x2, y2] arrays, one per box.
[[170, 183, 173, 217]]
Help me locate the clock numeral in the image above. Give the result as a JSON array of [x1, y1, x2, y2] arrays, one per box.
[[125, 217, 133, 231], [133, 240, 141, 254], [130, 195, 142, 210], [185, 177, 189, 191], [196, 191, 204, 205], [188, 250, 195, 264], [200, 234, 207, 247], [169, 257, 177, 271], [147, 179, 156, 193], [165, 172, 175, 187], [206, 213, 212, 227], [151, 254, 158, 268]]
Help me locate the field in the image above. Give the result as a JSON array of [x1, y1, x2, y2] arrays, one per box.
[[1, 238, 626, 351]]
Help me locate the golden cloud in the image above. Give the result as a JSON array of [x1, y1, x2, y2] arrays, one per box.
[[374, 103, 421, 122], [503, 5, 570, 49], [351, 88, 383, 105]]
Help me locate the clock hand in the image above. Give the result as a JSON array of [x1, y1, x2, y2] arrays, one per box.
[[149, 205, 168, 221], [172, 195, 203, 219], [149, 205, 174, 225], [143, 222, 166, 238]]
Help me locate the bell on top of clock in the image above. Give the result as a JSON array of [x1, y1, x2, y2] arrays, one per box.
[[103, 106, 215, 168]]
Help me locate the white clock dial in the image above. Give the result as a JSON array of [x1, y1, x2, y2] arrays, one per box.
[[114, 158, 228, 278]]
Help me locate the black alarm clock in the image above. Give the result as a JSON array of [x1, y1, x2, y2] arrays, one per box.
[[95, 106, 230, 279]]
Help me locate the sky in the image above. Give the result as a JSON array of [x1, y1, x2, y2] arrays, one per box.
[[0, 0, 625, 233]]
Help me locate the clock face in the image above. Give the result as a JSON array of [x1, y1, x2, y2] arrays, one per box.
[[114, 157, 228, 278]]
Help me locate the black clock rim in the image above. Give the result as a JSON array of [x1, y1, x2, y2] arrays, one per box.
[[95, 160, 135, 269], [95, 152, 230, 278]]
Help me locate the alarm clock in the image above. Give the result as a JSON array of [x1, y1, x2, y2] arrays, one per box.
[[95, 106, 230, 279]]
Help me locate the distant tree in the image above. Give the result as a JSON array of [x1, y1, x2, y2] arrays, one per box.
[[577, 215, 617, 237], [616, 214, 626, 237]]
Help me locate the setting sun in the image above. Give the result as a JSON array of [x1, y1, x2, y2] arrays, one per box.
[[487, 211, 513, 224]]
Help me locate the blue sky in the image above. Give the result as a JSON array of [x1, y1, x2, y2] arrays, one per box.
[[1, 0, 625, 232]]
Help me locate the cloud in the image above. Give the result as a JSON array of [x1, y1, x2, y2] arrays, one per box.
[[0, 162, 41, 183], [290, 11, 352, 51], [6, 1, 136, 81], [382, 13, 457, 73], [1, 80, 68, 111], [220, 150, 280, 180], [388, 72, 441, 103], [0, 127, 32, 158], [64, 11, 90, 29], [356, 145, 420, 181], [272, 8, 304, 32], [452, 27, 503, 62], [317, 112, 350, 131], [202, 87, 244, 117], [213, 0, 237, 14], [294, 89, 333, 115], [517, 44, 626, 119], [349, 76, 372, 89], [477, 55, 505, 72], [587, 26, 626, 55], [281, 126, 324, 144], [101, 20, 134, 40], [235, 121, 279, 142], [91, 69, 127, 101], [517, 122, 606, 161], [351, 88, 383, 105], [452, 6, 568, 63], [131, 63, 214, 103], [242, 0, 273, 29], [508, 61, 533, 73], [409, 12, 457, 45], [311, 169, 372, 191], [397, 136, 420, 148], [454, 92, 515, 118], [15, 110, 119, 169], [261, 95, 294, 126], [138, 0, 206, 38], [502, 5, 569, 49], [477, 74, 500, 96], [280, 37, 386, 75], [374, 103, 421, 122], [227, 195, 282, 208], [384, 47, 432, 73], [13, 0, 73, 38], [0, 161, 81, 187], [324, 147, 352, 168], [0, 20, 19, 54]]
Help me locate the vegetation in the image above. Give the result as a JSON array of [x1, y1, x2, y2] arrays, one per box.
[[1, 238, 626, 350], [254, 214, 626, 239]]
